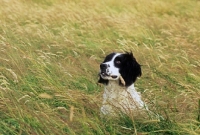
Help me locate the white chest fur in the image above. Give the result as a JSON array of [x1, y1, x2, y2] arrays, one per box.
[[101, 81, 145, 115]]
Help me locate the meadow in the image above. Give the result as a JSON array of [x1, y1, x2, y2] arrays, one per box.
[[0, 0, 200, 134]]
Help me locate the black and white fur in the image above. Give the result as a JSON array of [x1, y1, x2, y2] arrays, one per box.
[[98, 52, 146, 115]]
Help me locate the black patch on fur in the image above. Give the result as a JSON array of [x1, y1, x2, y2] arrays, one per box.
[[102, 53, 116, 63], [98, 75, 109, 85], [119, 52, 142, 87]]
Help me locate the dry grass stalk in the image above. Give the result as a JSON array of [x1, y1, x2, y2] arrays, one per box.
[[119, 75, 126, 86], [70, 106, 74, 122], [38, 93, 53, 99]]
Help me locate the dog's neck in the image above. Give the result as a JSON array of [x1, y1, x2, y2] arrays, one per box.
[[104, 80, 135, 94]]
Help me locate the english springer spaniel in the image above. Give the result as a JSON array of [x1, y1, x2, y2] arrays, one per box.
[[98, 52, 146, 116]]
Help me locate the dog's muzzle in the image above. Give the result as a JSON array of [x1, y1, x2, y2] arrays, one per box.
[[100, 63, 118, 79], [100, 63, 109, 76]]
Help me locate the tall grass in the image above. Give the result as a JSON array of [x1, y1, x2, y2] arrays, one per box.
[[1, 0, 200, 134]]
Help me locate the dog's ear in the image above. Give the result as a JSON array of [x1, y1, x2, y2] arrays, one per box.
[[119, 52, 142, 87], [98, 75, 109, 85]]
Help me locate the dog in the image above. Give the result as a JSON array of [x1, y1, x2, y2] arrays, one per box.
[[98, 52, 146, 116]]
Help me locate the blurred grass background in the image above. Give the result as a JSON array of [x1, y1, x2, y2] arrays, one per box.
[[0, 0, 200, 134]]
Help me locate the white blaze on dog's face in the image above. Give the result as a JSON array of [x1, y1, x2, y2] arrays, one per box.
[[99, 53, 122, 80]]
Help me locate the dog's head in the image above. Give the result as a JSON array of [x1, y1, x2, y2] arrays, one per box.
[[98, 52, 141, 87]]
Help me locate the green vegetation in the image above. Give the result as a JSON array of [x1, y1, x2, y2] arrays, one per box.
[[0, 0, 200, 134]]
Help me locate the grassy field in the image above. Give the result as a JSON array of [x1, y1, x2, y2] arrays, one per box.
[[0, 0, 200, 134]]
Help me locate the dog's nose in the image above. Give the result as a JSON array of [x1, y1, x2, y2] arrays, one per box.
[[100, 63, 108, 69]]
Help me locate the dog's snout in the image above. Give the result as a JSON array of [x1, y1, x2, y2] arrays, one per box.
[[100, 63, 108, 69]]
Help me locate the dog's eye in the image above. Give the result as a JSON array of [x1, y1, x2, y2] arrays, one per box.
[[115, 60, 121, 64]]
